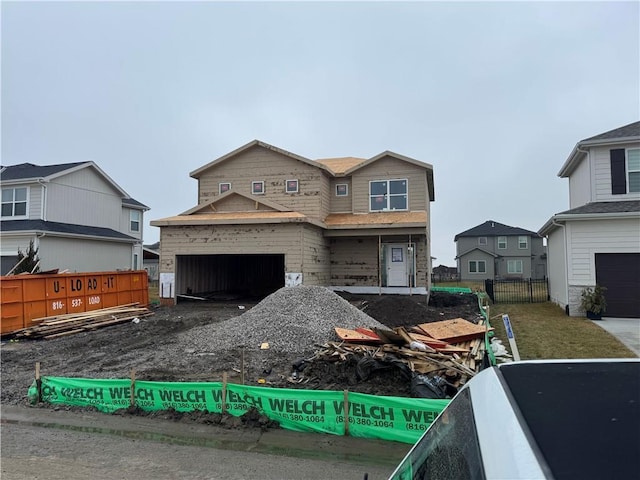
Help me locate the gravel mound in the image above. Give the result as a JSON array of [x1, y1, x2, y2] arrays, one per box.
[[178, 285, 388, 354]]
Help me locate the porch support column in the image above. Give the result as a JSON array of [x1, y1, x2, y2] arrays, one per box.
[[378, 235, 382, 295], [409, 234, 412, 295]]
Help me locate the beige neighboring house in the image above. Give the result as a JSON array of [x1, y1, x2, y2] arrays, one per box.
[[151, 140, 435, 303], [540, 121, 640, 318]]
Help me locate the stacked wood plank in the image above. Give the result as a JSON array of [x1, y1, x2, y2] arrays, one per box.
[[318, 317, 491, 386], [13, 304, 153, 340]]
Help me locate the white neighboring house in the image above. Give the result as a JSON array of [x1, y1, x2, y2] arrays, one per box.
[[540, 121, 640, 318], [0, 161, 149, 275]]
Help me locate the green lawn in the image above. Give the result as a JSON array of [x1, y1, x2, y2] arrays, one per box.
[[486, 302, 636, 360]]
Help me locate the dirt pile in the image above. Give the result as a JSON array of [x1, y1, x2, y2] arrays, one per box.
[[1, 286, 483, 406]]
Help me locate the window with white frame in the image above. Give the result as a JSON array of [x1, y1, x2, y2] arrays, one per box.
[[478, 237, 487, 246], [518, 236, 528, 249], [507, 260, 523, 274], [336, 184, 348, 196], [369, 179, 408, 211], [130, 210, 141, 232], [628, 148, 640, 193], [285, 179, 298, 193], [469, 260, 486, 274], [1, 187, 28, 218], [219, 182, 231, 194], [498, 236, 507, 249], [251, 181, 265, 195]]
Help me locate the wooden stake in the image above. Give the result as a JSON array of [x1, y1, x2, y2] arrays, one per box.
[[241, 347, 245, 385], [222, 372, 228, 413], [35, 362, 42, 403], [130, 369, 136, 407], [343, 390, 349, 436]]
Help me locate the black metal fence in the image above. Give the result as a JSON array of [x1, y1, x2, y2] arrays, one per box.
[[484, 278, 549, 304]]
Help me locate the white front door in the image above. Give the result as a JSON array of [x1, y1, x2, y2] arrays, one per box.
[[386, 244, 408, 287]]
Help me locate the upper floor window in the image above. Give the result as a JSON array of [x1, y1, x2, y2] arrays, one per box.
[[1, 187, 28, 218], [252, 181, 265, 195], [130, 210, 141, 232], [497, 236, 507, 249], [628, 148, 640, 193], [336, 184, 348, 196], [286, 179, 298, 194], [518, 236, 528, 249], [219, 182, 231, 194], [369, 179, 407, 211], [478, 237, 487, 246]]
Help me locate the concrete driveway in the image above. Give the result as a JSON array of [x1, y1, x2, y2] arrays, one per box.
[[593, 317, 640, 357]]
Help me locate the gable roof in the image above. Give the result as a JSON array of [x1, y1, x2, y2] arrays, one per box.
[[343, 151, 435, 202], [189, 140, 332, 178], [0, 161, 148, 209], [559, 121, 640, 177], [455, 220, 540, 241], [180, 190, 291, 215], [455, 246, 500, 260], [0, 219, 138, 242]]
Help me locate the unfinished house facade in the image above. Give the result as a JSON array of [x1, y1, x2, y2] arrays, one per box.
[[151, 140, 435, 303]]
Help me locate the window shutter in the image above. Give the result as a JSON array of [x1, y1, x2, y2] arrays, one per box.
[[610, 149, 627, 195]]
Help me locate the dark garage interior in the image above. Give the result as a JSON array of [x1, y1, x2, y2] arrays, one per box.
[[175, 253, 285, 301]]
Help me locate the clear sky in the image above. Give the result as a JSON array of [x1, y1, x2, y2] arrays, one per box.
[[2, 1, 639, 266]]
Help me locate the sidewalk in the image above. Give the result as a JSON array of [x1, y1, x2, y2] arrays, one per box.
[[593, 317, 640, 357]]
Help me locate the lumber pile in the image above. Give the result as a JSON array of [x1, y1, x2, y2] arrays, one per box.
[[13, 304, 153, 340], [315, 318, 490, 393]]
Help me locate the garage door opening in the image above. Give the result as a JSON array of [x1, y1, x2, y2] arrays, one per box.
[[175, 254, 285, 302]]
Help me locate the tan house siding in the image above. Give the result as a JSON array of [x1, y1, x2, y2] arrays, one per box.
[[329, 237, 380, 286], [301, 224, 330, 285], [329, 178, 353, 213], [207, 194, 276, 213], [196, 146, 324, 218], [350, 157, 428, 214]]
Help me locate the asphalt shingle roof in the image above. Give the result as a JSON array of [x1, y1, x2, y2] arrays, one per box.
[[557, 200, 640, 215], [582, 121, 640, 142], [0, 162, 87, 181], [455, 220, 540, 241], [0, 219, 137, 241]]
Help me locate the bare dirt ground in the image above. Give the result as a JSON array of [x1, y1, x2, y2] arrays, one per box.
[[1, 290, 481, 423]]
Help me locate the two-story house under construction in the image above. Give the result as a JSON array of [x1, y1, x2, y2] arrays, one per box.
[[455, 220, 546, 282], [539, 121, 640, 318], [0, 162, 148, 275], [151, 140, 435, 303]]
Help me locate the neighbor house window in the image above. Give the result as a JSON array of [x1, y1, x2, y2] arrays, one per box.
[[369, 179, 407, 211], [130, 210, 141, 232], [628, 148, 640, 193], [508, 260, 523, 274], [285, 179, 298, 193], [469, 260, 486, 274], [336, 184, 348, 196], [518, 236, 528, 249], [219, 182, 231, 194], [251, 181, 265, 195], [498, 236, 507, 249], [478, 237, 487, 246], [1, 187, 27, 218]]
